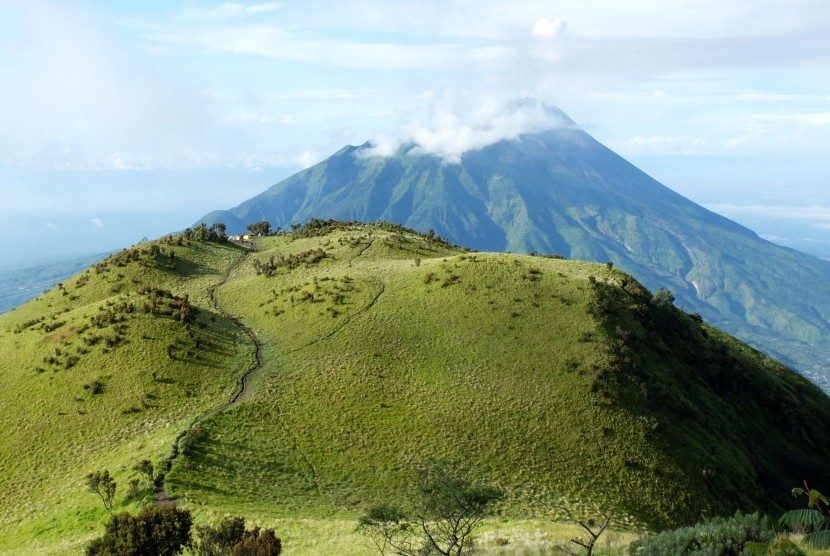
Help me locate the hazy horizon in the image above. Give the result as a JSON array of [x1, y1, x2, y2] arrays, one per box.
[[2, 1, 829, 270]]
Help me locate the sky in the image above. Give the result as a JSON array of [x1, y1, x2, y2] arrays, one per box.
[[1, 0, 829, 270]]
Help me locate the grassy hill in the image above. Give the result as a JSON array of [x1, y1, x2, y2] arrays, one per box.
[[199, 107, 830, 385], [1, 221, 830, 554], [0, 239, 251, 553]]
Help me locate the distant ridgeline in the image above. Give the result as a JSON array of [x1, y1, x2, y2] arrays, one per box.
[[0, 252, 109, 315], [198, 106, 830, 388]]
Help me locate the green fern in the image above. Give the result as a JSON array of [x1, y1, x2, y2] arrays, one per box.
[[778, 483, 830, 550], [802, 530, 830, 550], [778, 509, 827, 530]]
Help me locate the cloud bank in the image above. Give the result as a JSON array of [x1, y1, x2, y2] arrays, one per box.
[[361, 97, 575, 162]]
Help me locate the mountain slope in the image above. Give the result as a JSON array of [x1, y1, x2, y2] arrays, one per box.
[[3, 222, 830, 554], [166, 223, 830, 531], [0, 240, 251, 553], [200, 108, 830, 386]]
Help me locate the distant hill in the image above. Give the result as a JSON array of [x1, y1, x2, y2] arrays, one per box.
[[0, 253, 109, 315], [2, 222, 830, 553], [198, 105, 830, 388]]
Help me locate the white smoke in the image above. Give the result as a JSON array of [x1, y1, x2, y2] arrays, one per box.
[[360, 96, 574, 163]]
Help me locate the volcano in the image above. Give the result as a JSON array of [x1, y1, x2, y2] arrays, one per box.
[[200, 104, 830, 385]]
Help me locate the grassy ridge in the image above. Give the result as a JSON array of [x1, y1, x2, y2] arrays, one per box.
[[0, 240, 249, 553], [168, 222, 830, 536], [2, 222, 830, 554]]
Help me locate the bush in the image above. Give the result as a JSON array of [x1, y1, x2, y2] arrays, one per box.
[[194, 516, 281, 556], [194, 516, 246, 556], [628, 512, 775, 555], [85, 505, 192, 556], [232, 527, 282, 555]]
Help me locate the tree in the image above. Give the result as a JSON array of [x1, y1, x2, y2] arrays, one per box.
[[247, 221, 272, 237], [653, 287, 675, 307], [85, 504, 192, 556], [133, 459, 154, 489], [358, 460, 503, 555], [194, 516, 282, 556], [209, 223, 227, 242], [358, 505, 414, 555], [555, 507, 612, 556], [128, 478, 141, 497], [87, 470, 117, 517], [194, 223, 208, 242], [189, 222, 228, 242]]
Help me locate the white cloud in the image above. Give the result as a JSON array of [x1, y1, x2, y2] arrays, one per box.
[[224, 112, 277, 124], [361, 97, 575, 162], [183, 2, 285, 19], [734, 92, 817, 102], [156, 24, 461, 70], [0, 2, 206, 170], [532, 18, 566, 39], [296, 149, 322, 168], [110, 153, 136, 170], [3, 0, 830, 222], [247, 3, 286, 14], [90, 218, 104, 229], [735, 112, 830, 129], [722, 111, 830, 151]]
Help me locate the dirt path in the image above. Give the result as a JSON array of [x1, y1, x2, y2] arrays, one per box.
[[285, 237, 386, 355], [154, 237, 384, 503], [156, 245, 262, 504]]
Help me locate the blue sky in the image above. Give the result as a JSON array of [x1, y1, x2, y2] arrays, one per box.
[[1, 0, 829, 269]]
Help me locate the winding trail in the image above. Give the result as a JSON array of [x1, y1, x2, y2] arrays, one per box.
[[268, 237, 386, 495], [286, 238, 386, 355], [286, 278, 386, 356], [154, 237, 385, 504], [156, 245, 262, 504]]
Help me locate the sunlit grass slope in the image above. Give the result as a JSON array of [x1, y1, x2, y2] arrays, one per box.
[[168, 221, 830, 533], [3, 221, 830, 554], [0, 239, 249, 554]]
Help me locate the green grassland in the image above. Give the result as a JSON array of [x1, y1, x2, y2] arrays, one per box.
[[173, 223, 830, 543], [0, 239, 250, 553], [2, 221, 830, 554]]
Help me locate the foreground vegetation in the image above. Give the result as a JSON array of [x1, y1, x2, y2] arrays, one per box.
[[2, 220, 830, 554]]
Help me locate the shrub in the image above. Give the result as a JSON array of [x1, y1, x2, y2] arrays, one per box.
[[653, 287, 675, 308], [194, 516, 246, 556], [85, 505, 192, 556], [84, 380, 104, 395], [628, 512, 775, 555], [194, 516, 281, 556], [232, 527, 282, 555]]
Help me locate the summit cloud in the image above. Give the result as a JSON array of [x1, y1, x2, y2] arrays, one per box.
[[362, 97, 575, 162]]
